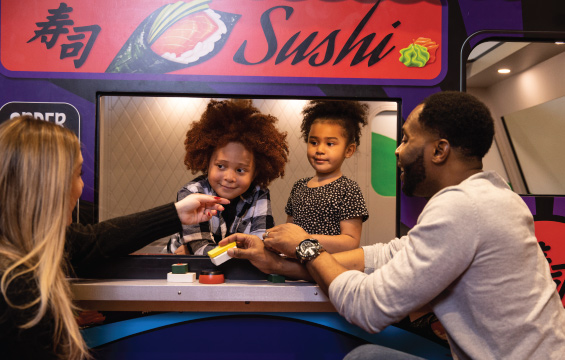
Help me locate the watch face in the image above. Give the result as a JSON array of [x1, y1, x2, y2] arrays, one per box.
[[304, 246, 316, 257], [298, 240, 319, 260], [299, 240, 315, 253]]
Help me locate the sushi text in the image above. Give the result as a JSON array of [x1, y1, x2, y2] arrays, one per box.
[[233, 0, 399, 67]]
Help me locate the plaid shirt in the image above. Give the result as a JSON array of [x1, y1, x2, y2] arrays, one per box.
[[167, 175, 273, 255]]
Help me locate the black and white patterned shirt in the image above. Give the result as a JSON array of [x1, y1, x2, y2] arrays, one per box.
[[168, 175, 273, 255], [285, 176, 368, 235]]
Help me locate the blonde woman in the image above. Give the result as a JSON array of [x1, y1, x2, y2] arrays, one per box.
[[0, 116, 228, 359]]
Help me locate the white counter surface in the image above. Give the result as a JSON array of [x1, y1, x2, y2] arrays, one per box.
[[71, 279, 335, 312]]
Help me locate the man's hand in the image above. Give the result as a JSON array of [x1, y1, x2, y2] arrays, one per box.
[[263, 223, 309, 258], [219, 234, 284, 275], [175, 194, 229, 225]]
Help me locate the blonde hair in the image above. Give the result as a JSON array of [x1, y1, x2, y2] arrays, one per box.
[[0, 116, 88, 359]]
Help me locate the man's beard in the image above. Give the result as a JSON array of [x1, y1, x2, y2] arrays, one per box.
[[402, 151, 426, 197]]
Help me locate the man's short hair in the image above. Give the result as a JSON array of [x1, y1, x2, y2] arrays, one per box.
[[419, 91, 494, 159]]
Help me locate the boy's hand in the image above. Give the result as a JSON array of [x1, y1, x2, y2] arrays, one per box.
[[174, 245, 189, 255]]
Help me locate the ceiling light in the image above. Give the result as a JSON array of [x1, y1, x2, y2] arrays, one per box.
[[498, 68, 511, 74]]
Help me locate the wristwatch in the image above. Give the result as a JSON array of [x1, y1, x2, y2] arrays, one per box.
[[295, 239, 325, 263]]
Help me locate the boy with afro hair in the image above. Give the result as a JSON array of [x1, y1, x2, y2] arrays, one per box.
[[167, 99, 289, 255]]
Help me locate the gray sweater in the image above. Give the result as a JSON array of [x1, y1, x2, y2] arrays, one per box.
[[330, 171, 565, 359]]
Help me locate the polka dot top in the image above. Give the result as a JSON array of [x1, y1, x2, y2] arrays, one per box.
[[285, 176, 369, 235]]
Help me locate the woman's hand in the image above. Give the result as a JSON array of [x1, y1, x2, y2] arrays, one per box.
[[175, 194, 229, 225]]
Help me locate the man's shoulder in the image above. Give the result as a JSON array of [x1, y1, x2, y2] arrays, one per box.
[[436, 171, 508, 198], [428, 171, 523, 220]]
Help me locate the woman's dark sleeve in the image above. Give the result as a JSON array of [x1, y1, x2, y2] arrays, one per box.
[[66, 203, 182, 270]]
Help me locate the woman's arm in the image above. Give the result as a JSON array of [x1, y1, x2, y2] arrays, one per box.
[[67, 203, 182, 269], [67, 195, 228, 269]]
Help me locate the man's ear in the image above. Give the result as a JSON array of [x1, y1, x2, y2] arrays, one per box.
[[432, 139, 450, 164], [345, 143, 357, 158]]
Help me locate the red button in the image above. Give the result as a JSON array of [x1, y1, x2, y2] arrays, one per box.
[[199, 274, 225, 284], [199, 270, 224, 284]]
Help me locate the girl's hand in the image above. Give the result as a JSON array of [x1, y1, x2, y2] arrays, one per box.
[[175, 194, 229, 225]]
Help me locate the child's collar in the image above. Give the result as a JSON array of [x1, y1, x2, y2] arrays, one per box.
[[239, 183, 259, 203]]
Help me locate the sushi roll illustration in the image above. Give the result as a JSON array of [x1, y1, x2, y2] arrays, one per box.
[[106, 0, 240, 73]]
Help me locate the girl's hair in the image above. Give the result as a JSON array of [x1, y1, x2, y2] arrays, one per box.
[[183, 99, 289, 188], [301, 100, 369, 146], [0, 116, 88, 359]]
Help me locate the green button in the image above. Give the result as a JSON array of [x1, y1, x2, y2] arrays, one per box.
[[172, 263, 189, 274], [267, 274, 286, 283]]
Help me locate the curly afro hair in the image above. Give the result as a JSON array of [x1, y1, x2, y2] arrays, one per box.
[[301, 100, 368, 146], [183, 99, 289, 188], [419, 91, 494, 159]]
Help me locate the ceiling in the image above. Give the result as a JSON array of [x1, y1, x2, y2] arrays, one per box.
[[466, 41, 565, 88]]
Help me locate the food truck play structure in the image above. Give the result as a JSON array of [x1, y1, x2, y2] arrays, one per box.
[[1, 0, 564, 358]]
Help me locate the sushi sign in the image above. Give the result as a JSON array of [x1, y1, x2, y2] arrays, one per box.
[[1, 0, 445, 85]]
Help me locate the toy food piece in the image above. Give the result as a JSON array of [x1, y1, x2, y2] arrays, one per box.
[[167, 263, 196, 282], [208, 241, 236, 266], [199, 269, 225, 284], [267, 274, 286, 283], [172, 263, 189, 274]]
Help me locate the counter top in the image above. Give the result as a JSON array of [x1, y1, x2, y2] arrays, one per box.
[[71, 279, 335, 312]]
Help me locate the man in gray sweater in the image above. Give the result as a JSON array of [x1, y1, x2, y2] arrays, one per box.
[[220, 91, 565, 359]]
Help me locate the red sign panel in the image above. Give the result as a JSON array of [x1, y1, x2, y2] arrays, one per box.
[[1, 0, 444, 83], [535, 221, 565, 307]]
